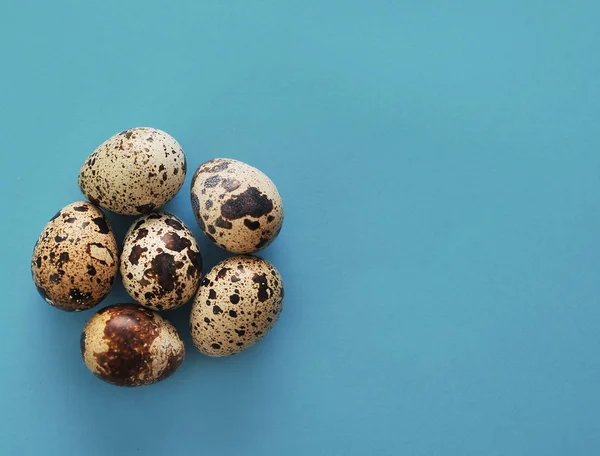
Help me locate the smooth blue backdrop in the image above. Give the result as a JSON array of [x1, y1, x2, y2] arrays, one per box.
[[1, 1, 599, 455]]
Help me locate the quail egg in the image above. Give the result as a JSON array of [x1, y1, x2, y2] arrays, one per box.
[[190, 158, 283, 253], [80, 304, 185, 387], [31, 201, 118, 311], [190, 256, 284, 356], [120, 212, 203, 311], [79, 127, 186, 215]]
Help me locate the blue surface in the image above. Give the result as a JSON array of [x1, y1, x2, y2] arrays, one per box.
[[1, 1, 600, 455]]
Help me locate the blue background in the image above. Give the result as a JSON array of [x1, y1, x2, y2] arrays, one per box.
[[1, 1, 599, 455]]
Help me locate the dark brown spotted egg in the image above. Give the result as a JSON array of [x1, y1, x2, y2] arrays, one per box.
[[190, 256, 284, 356], [31, 201, 118, 311], [79, 127, 186, 215], [190, 158, 284, 254], [81, 304, 185, 387], [120, 212, 203, 311]]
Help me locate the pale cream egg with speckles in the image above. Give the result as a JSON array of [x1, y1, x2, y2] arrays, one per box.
[[190, 158, 284, 254], [31, 201, 119, 311], [79, 127, 186, 215], [120, 212, 203, 311], [81, 304, 185, 387], [190, 256, 284, 356]]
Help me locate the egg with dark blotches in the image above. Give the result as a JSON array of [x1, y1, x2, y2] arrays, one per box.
[[31, 201, 118, 311], [190, 256, 284, 356], [79, 127, 186, 215], [190, 158, 284, 253], [81, 304, 185, 387], [120, 212, 203, 311]]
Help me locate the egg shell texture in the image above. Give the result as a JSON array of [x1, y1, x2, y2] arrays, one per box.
[[81, 304, 185, 387], [120, 212, 203, 311], [190, 256, 284, 356], [79, 127, 186, 215], [190, 158, 284, 254], [31, 201, 118, 311]]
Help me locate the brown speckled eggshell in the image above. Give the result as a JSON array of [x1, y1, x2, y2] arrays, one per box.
[[31, 201, 119, 311], [81, 304, 185, 387], [190, 256, 284, 356], [120, 212, 203, 311], [78, 127, 186, 215], [190, 158, 284, 254]]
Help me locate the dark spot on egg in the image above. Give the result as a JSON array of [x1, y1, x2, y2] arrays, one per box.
[[215, 217, 233, 229], [165, 218, 183, 230], [243, 219, 260, 231], [204, 175, 220, 188], [200, 159, 230, 174], [252, 273, 272, 302], [92, 217, 110, 234], [128, 245, 147, 265], [229, 294, 240, 304], [216, 267, 230, 280], [135, 228, 149, 241], [186, 249, 203, 278], [70, 288, 92, 304], [145, 252, 177, 292], [221, 178, 241, 192], [162, 232, 191, 252], [220, 187, 273, 220]]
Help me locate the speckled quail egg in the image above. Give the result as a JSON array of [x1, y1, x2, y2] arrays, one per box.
[[190, 256, 284, 356], [79, 127, 186, 215], [31, 201, 119, 311], [190, 158, 284, 254], [120, 212, 203, 311], [81, 304, 185, 387]]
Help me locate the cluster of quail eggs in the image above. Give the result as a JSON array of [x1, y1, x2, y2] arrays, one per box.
[[31, 127, 285, 387]]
